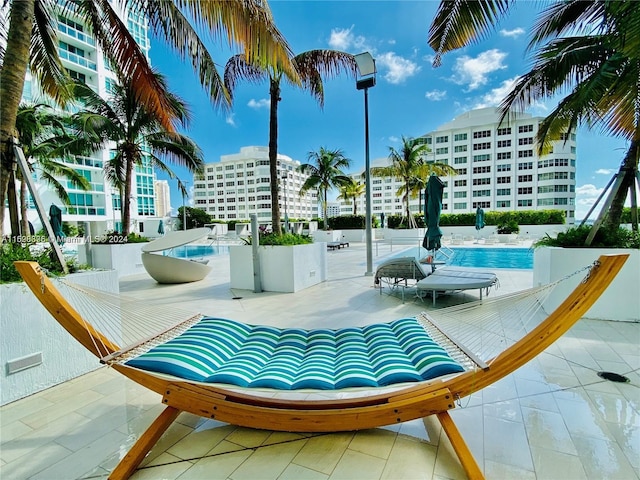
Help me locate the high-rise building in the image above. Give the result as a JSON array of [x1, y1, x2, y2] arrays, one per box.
[[342, 108, 577, 222], [154, 180, 172, 218], [193, 146, 318, 222], [14, 4, 156, 235]]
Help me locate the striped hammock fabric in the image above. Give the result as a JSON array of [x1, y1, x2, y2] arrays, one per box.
[[126, 317, 464, 390]]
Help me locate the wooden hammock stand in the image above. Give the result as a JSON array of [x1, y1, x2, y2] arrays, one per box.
[[14, 254, 628, 480]]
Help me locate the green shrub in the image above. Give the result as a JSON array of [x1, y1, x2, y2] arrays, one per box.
[[621, 207, 639, 224], [496, 220, 519, 234], [535, 225, 640, 249], [0, 243, 85, 283], [328, 215, 365, 229], [243, 232, 313, 246]]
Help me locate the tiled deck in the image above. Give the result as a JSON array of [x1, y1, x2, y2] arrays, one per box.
[[1, 242, 638, 479]]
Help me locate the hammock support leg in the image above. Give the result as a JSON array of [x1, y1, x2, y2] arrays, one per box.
[[109, 406, 181, 480], [437, 411, 484, 480]]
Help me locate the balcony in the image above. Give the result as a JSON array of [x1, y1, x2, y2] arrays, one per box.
[[57, 23, 96, 47], [58, 48, 97, 71]]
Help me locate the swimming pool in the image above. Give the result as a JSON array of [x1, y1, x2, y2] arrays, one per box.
[[394, 246, 533, 269], [444, 247, 533, 269], [166, 245, 230, 258]]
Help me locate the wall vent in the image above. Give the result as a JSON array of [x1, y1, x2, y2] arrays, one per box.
[[7, 352, 43, 375]]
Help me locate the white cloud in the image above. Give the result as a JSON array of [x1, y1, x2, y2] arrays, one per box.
[[376, 52, 420, 84], [596, 168, 615, 175], [389, 135, 400, 143], [328, 26, 368, 51], [452, 49, 508, 90], [500, 27, 525, 38], [225, 113, 236, 126], [247, 98, 270, 109], [575, 184, 604, 220], [473, 76, 519, 108], [425, 89, 447, 101]]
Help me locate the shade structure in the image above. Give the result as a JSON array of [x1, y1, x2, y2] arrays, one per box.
[[49, 204, 65, 243], [475, 207, 485, 231], [422, 175, 445, 251], [158, 219, 165, 235]]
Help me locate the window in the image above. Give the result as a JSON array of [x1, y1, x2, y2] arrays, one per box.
[[496, 188, 511, 196], [538, 158, 569, 168], [518, 199, 533, 207], [497, 140, 511, 148], [473, 154, 491, 162], [518, 187, 533, 195], [472, 201, 490, 209], [518, 150, 534, 158], [455, 168, 467, 175], [497, 152, 512, 160], [518, 174, 533, 182], [497, 164, 511, 172], [518, 137, 534, 145], [472, 189, 491, 197], [454, 157, 467, 164], [518, 124, 534, 133], [473, 142, 491, 150], [472, 178, 491, 185], [497, 176, 511, 184], [472, 166, 491, 174], [518, 162, 533, 170], [497, 127, 511, 135], [454, 133, 467, 141], [496, 200, 510, 208], [435, 147, 448, 155], [225, 164, 234, 170], [435, 135, 449, 143], [472, 130, 491, 138], [454, 145, 467, 152], [454, 180, 467, 187], [454, 191, 467, 198]]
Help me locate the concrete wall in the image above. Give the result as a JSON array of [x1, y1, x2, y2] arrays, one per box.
[[79, 243, 147, 278], [1, 270, 119, 405]]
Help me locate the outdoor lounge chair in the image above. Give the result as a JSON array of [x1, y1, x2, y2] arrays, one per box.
[[416, 267, 499, 305], [374, 256, 430, 301]]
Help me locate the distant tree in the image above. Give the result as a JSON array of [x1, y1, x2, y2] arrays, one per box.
[[337, 180, 365, 215], [299, 147, 352, 230], [370, 136, 455, 228], [224, 49, 357, 234], [177, 206, 212, 230]]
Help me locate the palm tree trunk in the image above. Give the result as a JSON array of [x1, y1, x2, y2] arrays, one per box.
[[603, 139, 639, 231], [269, 78, 282, 235], [122, 158, 134, 236], [0, 0, 35, 239], [323, 189, 328, 230], [20, 178, 29, 236], [353, 199, 356, 215]]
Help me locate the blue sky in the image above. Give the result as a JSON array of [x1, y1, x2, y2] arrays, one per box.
[[150, 1, 629, 221]]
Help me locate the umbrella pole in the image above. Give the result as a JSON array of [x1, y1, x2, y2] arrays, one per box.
[[12, 140, 68, 274]]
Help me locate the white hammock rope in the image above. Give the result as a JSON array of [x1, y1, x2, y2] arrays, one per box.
[[49, 262, 595, 371]]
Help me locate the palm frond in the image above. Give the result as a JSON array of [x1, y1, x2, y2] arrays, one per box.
[[224, 54, 269, 100], [292, 50, 357, 107], [428, 0, 513, 67]]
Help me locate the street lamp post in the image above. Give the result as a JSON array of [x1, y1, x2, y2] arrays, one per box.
[[354, 52, 376, 276], [182, 180, 189, 230], [282, 172, 290, 233]]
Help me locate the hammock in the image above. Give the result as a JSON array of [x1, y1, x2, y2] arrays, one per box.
[[14, 254, 628, 480]]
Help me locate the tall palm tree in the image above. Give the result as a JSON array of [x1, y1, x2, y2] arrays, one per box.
[[370, 136, 455, 228], [224, 50, 357, 234], [337, 180, 365, 215], [0, 0, 295, 238], [299, 147, 352, 230], [15, 103, 90, 236], [69, 74, 204, 235], [428, 0, 640, 233]]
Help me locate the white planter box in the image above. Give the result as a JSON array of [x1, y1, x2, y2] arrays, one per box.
[[79, 243, 147, 278], [341, 229, 365, 243], [1, 269, 119, 405], [230, 243, 328, 293], [312, 230, 342, 242], [533, 247, 639, 322]]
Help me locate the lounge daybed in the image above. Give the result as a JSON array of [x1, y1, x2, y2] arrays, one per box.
[[327, 241, 350, 250], [374, 256, 430, 301], [416, 268, 499, 305]]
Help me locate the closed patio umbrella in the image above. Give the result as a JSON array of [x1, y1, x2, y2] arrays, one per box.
[[475, 207, 485, 231], [158, 219, 165, 235], [49, 204, 65, 244], [422, 174, 444, 251]]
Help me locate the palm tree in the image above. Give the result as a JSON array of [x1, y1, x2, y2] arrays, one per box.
[[299, 147, 352, 230], [0, 0, 295, 238], [370, 136, 455, 228], [337, 180, 365, 215], [428, 0, 640, 233], [224, 50, 357, 234], [15, 103, 90, 236], [69, 74, 204, 235]]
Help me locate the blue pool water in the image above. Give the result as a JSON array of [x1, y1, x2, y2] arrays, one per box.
[[166, 245, 230, 258], [445, 247, 533, 269]]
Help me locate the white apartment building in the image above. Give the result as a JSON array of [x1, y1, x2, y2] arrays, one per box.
[[193, 146, 318, 222], [13, 3, 157, 235], [318, 202, 341, 219], [342, 108, 577, 222], [154, 180, 172, 218]]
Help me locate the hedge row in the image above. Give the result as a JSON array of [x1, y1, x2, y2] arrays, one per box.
[[386, 209, 565, 229]]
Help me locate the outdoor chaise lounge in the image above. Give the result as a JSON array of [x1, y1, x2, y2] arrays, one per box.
[[416, 267, 499, 305], [374, 256, 430, 301]]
